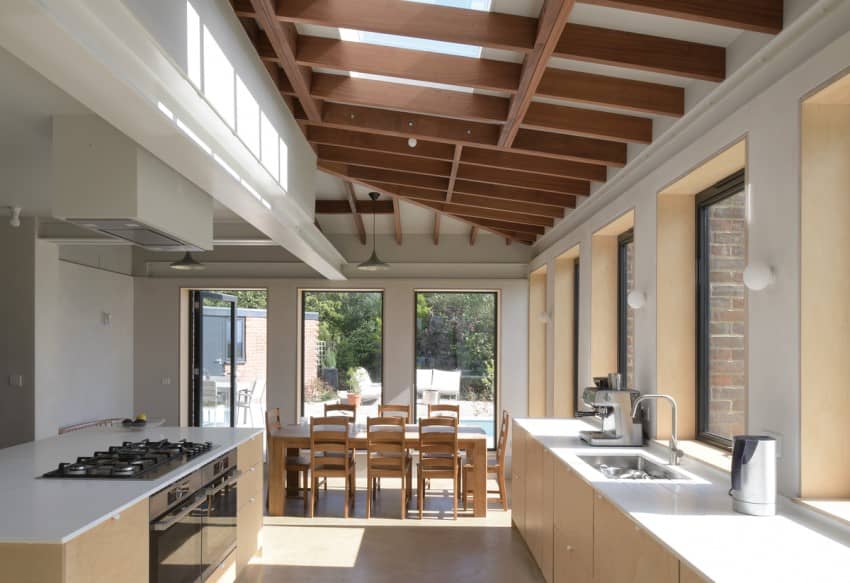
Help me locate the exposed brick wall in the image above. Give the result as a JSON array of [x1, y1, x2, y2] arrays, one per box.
[[238, 315, 267, 384], [706, 191, 747, 439]]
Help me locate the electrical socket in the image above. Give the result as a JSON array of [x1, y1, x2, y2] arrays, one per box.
[[8, 374, 23, 388]]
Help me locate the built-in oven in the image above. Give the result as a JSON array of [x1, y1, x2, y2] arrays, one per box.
[[149, 450, 240, 583]]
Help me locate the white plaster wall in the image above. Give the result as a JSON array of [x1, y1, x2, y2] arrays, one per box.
[[133, 277, 528, 436], [34, 258, 134, 438], [531, 8, 850, 497]]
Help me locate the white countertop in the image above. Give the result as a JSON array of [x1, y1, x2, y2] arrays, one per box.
[[0, 426, 262, 544], [516, 418, 850, 583]]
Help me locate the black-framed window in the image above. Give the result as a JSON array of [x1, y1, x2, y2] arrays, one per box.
[[300, 290, 384, 424], [696, 170, 747, 448], [617, 230, 635, 388], [225, 316, 246, 364], [414, 291, 498, 449], [572, 259, 581, 414]]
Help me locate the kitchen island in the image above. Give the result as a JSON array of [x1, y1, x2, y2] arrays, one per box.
[[0, 426, 263, 583], [513, 418, 850, 583]]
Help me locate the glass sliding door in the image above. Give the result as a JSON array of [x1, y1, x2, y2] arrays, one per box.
[[414, 291, 498, 448], [301, 291, 383, 424], [191, 291, 237, 427]]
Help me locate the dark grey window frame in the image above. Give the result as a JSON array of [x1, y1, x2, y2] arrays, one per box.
[[617, 230, 634, 384], [696, 170, 746, 449], [572, 259, 581, 414]]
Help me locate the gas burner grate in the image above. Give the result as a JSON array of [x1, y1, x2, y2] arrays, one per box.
[[42, 439, 215, 480]]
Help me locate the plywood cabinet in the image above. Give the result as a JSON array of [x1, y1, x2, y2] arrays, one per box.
[[511, 421, 527, 535], [680, 562, 711, 583], [237, 434, 264, 573], [553, 462, 594, 583], [594, 494, 678, 583], [540, 449, 555, 583]]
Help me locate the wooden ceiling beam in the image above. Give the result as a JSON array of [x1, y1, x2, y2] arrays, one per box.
[[456, 165, 590, 196], [510, 129, 627, 166], [522, 101, 652, 144], [278, 0, 538, 53], [320, 162, 450, 192], [461, 147, 606, 182], [577, 0, 783, 34], [311, 73, 509, 123], [369, 182, 573, 215], [452, 179, 577, 207], [320, 103, 501, 146], [417, 202, 550, 232], [435, 145, 463, 245], [536, 68, 684, 117], [307, 126, 455, 161], [499, 0, 576, 147], [555, 23, 726, 82], [447, 214, 546, 235], [317, 144, 453, 177], [469, 226, 478, 246], [247, 0, 321, 121], [296, 36, 522, 93], [343, 180, 367, 244], [316, 199, 394, 214]]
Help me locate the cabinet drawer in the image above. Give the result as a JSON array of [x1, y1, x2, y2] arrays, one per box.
[[238, 461, 263, 510], [237, 494, 264, 572], [207, 549, 237, 583], [238, 434, 263, 471]]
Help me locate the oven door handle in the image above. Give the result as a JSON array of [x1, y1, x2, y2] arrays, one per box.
[[151, 493, 207, 532], [206, 469, 242, 497]]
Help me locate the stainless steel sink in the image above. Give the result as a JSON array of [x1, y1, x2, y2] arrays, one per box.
[[578, 454, 691, 481]]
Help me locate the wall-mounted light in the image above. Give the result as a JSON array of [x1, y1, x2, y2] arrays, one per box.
[[538, 311, 552, 325], [101, 311, 112, 326], [7, 206, 21, 228], [743, 262, 775, 291], [407, 137, 417, 148], [627, 290, 646, 310]]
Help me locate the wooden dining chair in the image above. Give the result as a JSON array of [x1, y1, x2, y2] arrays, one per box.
[[309, 416, 356, 518], [266, 408, 310, 513], [462, 410, 510, 511], [325, 402, 357, 418], [427, 403, 460, 419], [366, 417, 413, 519], [417, 416, 460, 520], [378, 404, 411, 424]]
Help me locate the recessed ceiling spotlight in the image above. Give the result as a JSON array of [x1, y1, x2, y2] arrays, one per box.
[[408, 137, 418, 148]]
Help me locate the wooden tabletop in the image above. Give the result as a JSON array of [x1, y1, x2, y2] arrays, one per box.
[[270, 421, 488, 441]]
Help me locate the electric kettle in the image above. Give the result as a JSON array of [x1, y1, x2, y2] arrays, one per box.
[[730, 435, 776, 516]]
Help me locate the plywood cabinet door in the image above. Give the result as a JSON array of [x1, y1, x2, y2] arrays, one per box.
[[554, 462, 593, 583], [511, 422, 527, 535], [680, 561, 711, 583], [64, 499, 149, 583], [539, 449, 555, 583], [525, 436, 544, 566], [237, 490, 264, 572], [593, 494, 678, 583]]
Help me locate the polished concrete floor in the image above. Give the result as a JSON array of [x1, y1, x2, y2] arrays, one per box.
[[238, 457, 543, 583]]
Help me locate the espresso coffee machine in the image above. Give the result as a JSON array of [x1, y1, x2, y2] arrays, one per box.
[[730, 435, 777, 516], [578, 386, 643, 446]]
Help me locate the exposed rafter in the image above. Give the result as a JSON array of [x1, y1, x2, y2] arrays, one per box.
[[469, 226, 478, 246], [499, 0, 576, 147], [247, 0, 321, 121], [343, 180, 366, 245], [435, 145, 463, 246], [577, 0, 783, 34], [392, 198, 402, 245]]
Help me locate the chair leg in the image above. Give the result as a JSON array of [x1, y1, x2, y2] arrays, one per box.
[[498, 469, 508, 511], [303, 470, 309, 514], [452, 469, 458, 521], [310, 474, 316, 518], [366, 471, 372, 519], [462, 466, 468, 511], [418, 472, 424, 519], [344, 473, 350, 519]]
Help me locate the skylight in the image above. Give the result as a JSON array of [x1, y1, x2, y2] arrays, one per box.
[[338, 0, 493, 92]]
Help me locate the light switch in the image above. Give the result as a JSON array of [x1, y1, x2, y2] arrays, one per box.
[[162, 377, 172, 385], [8, 374, 23, 388]]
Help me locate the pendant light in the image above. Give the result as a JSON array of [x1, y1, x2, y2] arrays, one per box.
[[170, 251, 206, 271], [357, 191, 390, 272]]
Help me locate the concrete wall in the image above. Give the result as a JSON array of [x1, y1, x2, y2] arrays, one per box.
[[133, 277, 528, 431], [529, 7, 850, 497]]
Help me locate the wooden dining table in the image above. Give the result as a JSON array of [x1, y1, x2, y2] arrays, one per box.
[[267, 422, 490, 517]]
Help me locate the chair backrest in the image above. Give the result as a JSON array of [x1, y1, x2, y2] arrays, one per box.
[[418, 417, 459, 470], [310, 416, 351, 462], [367, 417, 406, 469], [497, 410, 510, 465], [378, 404, 411, 424], [325, 402, 357, 418], [416, 368, 433, 388], [428, 403, 460, 419]]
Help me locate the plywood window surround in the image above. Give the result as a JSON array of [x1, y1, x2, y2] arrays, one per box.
[[591, 211, 635, 381], [528, 266, 548, 417], [554, 246, 579, 416], [656, 139, 746, 442], [801, 73, 850, 498]]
